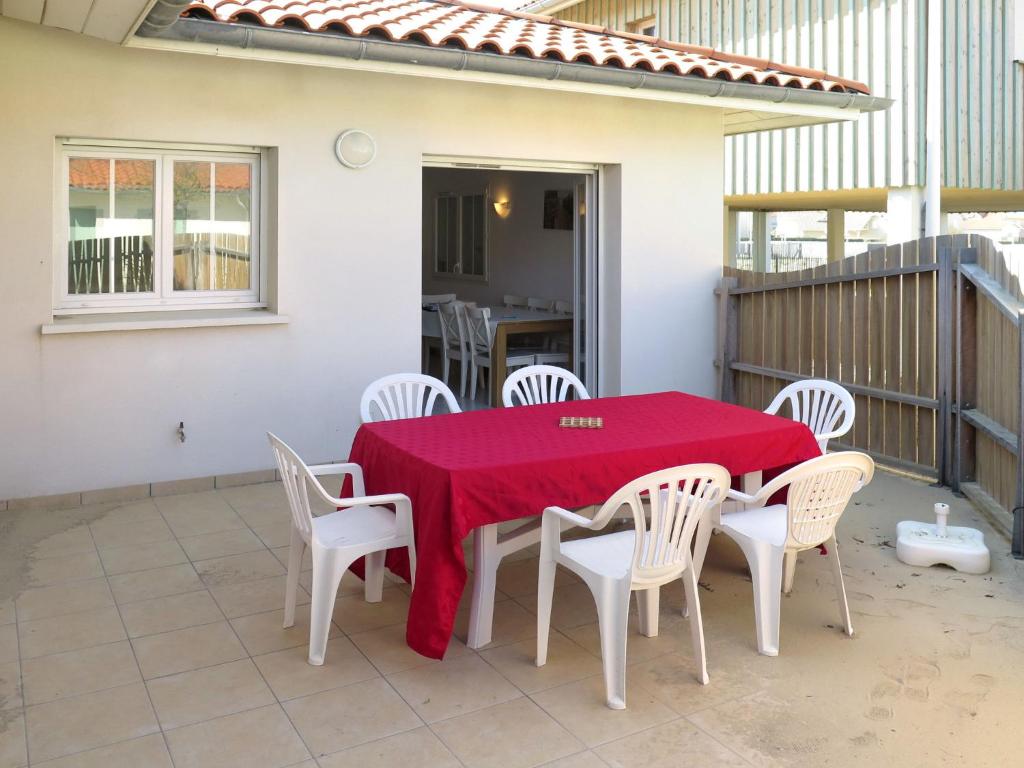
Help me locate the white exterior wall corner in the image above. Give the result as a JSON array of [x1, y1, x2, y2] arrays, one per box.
[[0, 18, 723, 499], [558, 0, 1024, 199]]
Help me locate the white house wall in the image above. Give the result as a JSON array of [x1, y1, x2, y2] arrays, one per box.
[[0, 18, 723, 500]]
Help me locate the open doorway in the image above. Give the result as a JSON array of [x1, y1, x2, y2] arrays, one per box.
[[421, 161, 596, 409]]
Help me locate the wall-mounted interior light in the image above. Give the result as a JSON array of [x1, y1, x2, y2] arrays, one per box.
[[492, 199, 511, 218], [334, 129, 376, 169]]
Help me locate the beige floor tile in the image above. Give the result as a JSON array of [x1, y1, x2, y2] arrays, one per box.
[[165, 703, 310, 768], [283, 677, 422, 756], [98, 539, 188, 576], [531, 676, 676, 748], [0, 624, 18, 663], [194, 550, 285, 588], [219, 482, 289, 527], [454, 596, 538, 649], [251, 522, 293, 548], [317, 726, 460, 768], [481, 632, 603, 694], [178, 527, 265, 561], [0, 660, 21, 710], [562, 617, 686, 669], [31, 733, 173, 768], [89, 517, 174, 549], [156, 491, 247, 537], [270, 544, 312, 572], [26, 551, 105, 587], [210, 574, 309, 619], [496, 558, 578, 598], [387, 654, 521, 723], [0, 599, 14, 626], [21, 640, 140, 705], [230, 604, 340, 657], [90, 500, 163, 526], [18, 606, 126, 659], [299, 567, 366, 597], [332, 588, 411, 635], [253, 636, 378, 700], [0, 708, 27, 768], [132, 620, 247, 679], [31, 526, 96, 559], [536, 751, 608, 768], [147, 658, 275, 730], [15, 578, 113, 622], [515, 582, 599, 632], [433, 697, 583, 768], [595, 718, 748, 768], [108, 563, 203, 604], [120, 590, 224, 638], [628, 649, 769, 717], [348, 623, 472, 676], [24, 682, 159, 763]]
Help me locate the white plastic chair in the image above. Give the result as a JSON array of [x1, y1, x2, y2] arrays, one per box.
[[503, 294, 528, 308], [360, 373, 461, 423], [537, 464, 731, 709], [502, 364, 589, 407], [465, 306, 535, 404], [719, 451, 874, 656], [528, 297, 554, 311], [438, 301, 471, 397], [765, 379, 855, 453], [268, 433, 416, 666]]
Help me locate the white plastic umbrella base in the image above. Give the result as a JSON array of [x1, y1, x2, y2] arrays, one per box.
[[896, 520, 990, 574]]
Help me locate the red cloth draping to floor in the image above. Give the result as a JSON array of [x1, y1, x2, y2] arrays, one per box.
[[346, 391, 820, 659]]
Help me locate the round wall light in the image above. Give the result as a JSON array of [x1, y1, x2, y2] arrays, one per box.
[[334, 129, 376, 169]]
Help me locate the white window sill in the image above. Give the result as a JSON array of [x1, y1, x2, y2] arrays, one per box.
[[41, 309, 289, 335]]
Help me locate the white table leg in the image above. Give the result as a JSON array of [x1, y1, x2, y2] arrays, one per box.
[[467, 523, 499, 649]]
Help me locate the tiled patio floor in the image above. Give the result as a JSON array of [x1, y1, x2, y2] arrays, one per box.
[[1, 471, 1022, 767]]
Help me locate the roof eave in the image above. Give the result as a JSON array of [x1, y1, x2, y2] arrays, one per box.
[[517, 0, 587, 15], [131, 18, 891, 133]]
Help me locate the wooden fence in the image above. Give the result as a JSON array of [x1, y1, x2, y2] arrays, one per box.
[[717, 234, 1023, 551]]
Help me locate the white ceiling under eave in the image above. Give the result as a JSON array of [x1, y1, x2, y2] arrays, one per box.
[[0, 0, 156, 43]]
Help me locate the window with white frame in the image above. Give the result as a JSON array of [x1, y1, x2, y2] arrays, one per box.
[[434, 192, 487, 279], [59, 143, 263, 312]]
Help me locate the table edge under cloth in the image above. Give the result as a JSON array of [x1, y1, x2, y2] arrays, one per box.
[[346, 391, 821, 659]]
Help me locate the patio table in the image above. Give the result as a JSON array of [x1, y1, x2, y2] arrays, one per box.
[[347, 390, 820, 659]]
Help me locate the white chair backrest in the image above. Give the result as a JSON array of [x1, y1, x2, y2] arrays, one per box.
[[528, 297, 554, 312], [765, 379, 855, 452], [779, 452, 874, 549], [502, 365, 590, 407], [504, 294, 528, 308], [438, 301, 468, 354], [268, 433, 354, 541], [592, 464, 730, 586], [423, 293, 456, 306], [553, 299, 572, 314], [360, 373, 461, 422], [465, 306, 493, 355]]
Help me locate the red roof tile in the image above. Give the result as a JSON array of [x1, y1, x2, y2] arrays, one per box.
[[69, 158, 251, 192], [182, 0, 870, 94]]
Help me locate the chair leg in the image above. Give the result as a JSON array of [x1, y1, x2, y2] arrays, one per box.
[[442, 354, 450, 387], [594, 577, 631, 709], [364, 550, 385, 603], [682, 566, 709, 684], [827, 536, 853, 636], [459, 358, 468, 398], [536, 548, 557, 667], [308, 548, 348, 666], [637, 586, 660, 638], [467, 524, 500, 649], [283, 526, 305, 629], [782, 551, 797, 594], [469, 360, 477, 401], [732, 536, 785, 656]]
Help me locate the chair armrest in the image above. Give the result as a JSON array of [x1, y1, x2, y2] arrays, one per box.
[[542, 505, 597, 529], [307, 462, 366, 497], [725, 488, 760, 505]]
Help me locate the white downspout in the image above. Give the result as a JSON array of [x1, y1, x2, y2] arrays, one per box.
[[924, 0, 942, 236]]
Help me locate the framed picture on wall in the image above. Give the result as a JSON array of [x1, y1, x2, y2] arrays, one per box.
[[543, 189, 574, 230]]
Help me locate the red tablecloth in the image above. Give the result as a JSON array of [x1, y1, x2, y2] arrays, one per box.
[[347, 391, 820, 659]]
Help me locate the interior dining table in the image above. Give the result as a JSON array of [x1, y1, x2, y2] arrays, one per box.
[[347, 390, 821, 659], [422, 305, 573, 402]]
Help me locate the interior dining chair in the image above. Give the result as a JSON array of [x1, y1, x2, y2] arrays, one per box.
[[438, 301, 472, 398], [421, 295, 456, 372], [502, 364, 589, 407], [268, 433, 416, 665], [503, 294, 529, 309], [527, 297, 554, 311], [465, 306, 536, 404], [360, 373, 461, 423], [719, 451, 874, 656], [765, 379, 855, 453], [537, 464, 731, 709]]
